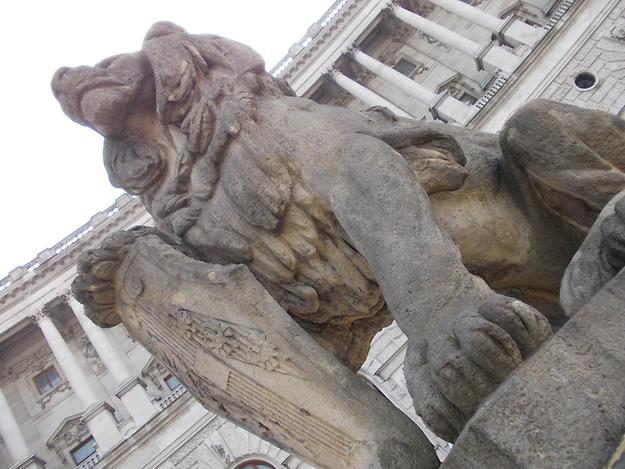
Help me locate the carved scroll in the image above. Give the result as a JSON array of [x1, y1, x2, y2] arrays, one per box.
[[109, 234, 438, 469]]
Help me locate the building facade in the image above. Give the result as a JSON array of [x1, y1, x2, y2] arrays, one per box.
[[0, 0, 624, 467]]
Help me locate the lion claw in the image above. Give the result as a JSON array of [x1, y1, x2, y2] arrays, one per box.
[[411, 295, 552, 441]]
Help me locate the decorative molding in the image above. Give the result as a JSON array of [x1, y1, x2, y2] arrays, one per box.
[[9, 344, 53, 378], [142, 356, 166, 378], [0, 195, 145, 315], [71, 325, 106, 375], [47, 413, 90, 466], [10, 454, 46, 469], [37, 381, 71, 409], [416, 30, 452, 52], [81, 401, 115, 423], [168, 418, 227, 466], [609, 20, 625, 41], [280, 0, 369, 80], [29, 310, 47, 324], [169, 309, 304, 376], [114, 376, 147, 399]]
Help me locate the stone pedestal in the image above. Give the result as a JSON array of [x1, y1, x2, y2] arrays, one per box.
[[81, 402, 124, 453], [114, 377, 158, 427], [443, 266, 625, 468]]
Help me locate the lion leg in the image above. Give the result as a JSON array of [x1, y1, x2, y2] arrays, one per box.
[[327, 134, 552, 440], [500, 99, 625, 231], [406, 294, 552, 441]]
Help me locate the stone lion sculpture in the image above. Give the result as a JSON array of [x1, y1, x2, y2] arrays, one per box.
[[52, 22, 625, 442]]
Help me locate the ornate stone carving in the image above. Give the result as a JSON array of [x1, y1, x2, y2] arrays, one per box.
[[211, 442, 226, 459], [610, 20, 625, 41], [54, 22, 625, 466], [169, 308, 304, 376], [417, 30, 452, 52], [10, 345, 53, 377], [168, 417, 225, 466], [379, 17, 425, 69], [72, 327, 106, 374], [38, 381, 70, 409], [29, 310, 48, 324], [47, 414, 90, 465]]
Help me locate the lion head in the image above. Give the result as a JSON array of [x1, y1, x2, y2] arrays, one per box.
[[52, 22, 288, 240]]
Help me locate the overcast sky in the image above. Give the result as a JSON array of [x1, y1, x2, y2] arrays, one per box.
[[0, 0, 335, 278]]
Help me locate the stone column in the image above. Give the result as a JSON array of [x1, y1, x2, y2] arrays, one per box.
[[0, 386, 45, 469], [330, 70, 414, 118], [350, 49, 475, 124], [427, 0, 545, 47], [33, 311, 123, 453], [68, 297, 158, 427], [391, 5, 523, 75]]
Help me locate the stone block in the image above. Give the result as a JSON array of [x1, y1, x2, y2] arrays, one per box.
[[442, 267, 625, 469]]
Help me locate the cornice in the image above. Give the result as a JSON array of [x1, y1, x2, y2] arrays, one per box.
[[0, 195, 148, 316], [280, 0, 368, 81]]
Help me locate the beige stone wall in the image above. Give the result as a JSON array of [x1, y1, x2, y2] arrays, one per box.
[[539, 1, 625, 114]]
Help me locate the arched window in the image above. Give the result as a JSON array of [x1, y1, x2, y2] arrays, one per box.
[[233, 459, 276, 469]]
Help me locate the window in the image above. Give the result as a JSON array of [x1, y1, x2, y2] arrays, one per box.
[[459, 92, 477, 105], [574, 71, 597, 91], [234, 460, 276, 469], [70, 436, 97, 465], [393, 58, 417, 77], [164, 374, 182, 391], [33, 366, 62, 395]]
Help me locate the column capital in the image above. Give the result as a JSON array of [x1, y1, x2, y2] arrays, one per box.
[[344, 44, 357, 58], [29, 310, 48, 324], [381, 0, 398, 15]]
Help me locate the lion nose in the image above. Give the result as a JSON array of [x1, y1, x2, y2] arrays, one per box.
[[51, 66, 71, 97]]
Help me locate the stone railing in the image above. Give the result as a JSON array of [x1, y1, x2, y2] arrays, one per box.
[[544, 0, 576, 32], [475, 73, 509, 111], [473, 0, 578, 115], [77, 451, 101, 468], [270, 0, 349, 77], [159, 385, 187, 410], [0, 194, 139, 295]]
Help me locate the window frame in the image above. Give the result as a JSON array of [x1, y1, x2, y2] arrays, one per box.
[[393, 58, 418, 78], [33, 365, 63, 396], [70, 436, 97, 465], [163, 373, 182, 391]]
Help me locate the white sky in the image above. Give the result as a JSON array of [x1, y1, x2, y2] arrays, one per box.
[[0, 0, 334, 278]]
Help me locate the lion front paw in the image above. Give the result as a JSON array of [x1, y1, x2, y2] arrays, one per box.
[[414, 295, 552, 440]]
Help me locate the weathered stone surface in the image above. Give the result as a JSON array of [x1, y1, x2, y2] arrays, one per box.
[[74, 228, 439, 469], [442, 190, 625, 467], [441, 265, 625, 468], [54, 21, 625, 459], [561, 190, 625, 316]]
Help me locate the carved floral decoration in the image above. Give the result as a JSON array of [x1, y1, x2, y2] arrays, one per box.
[[169, 309, 303, 376]]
